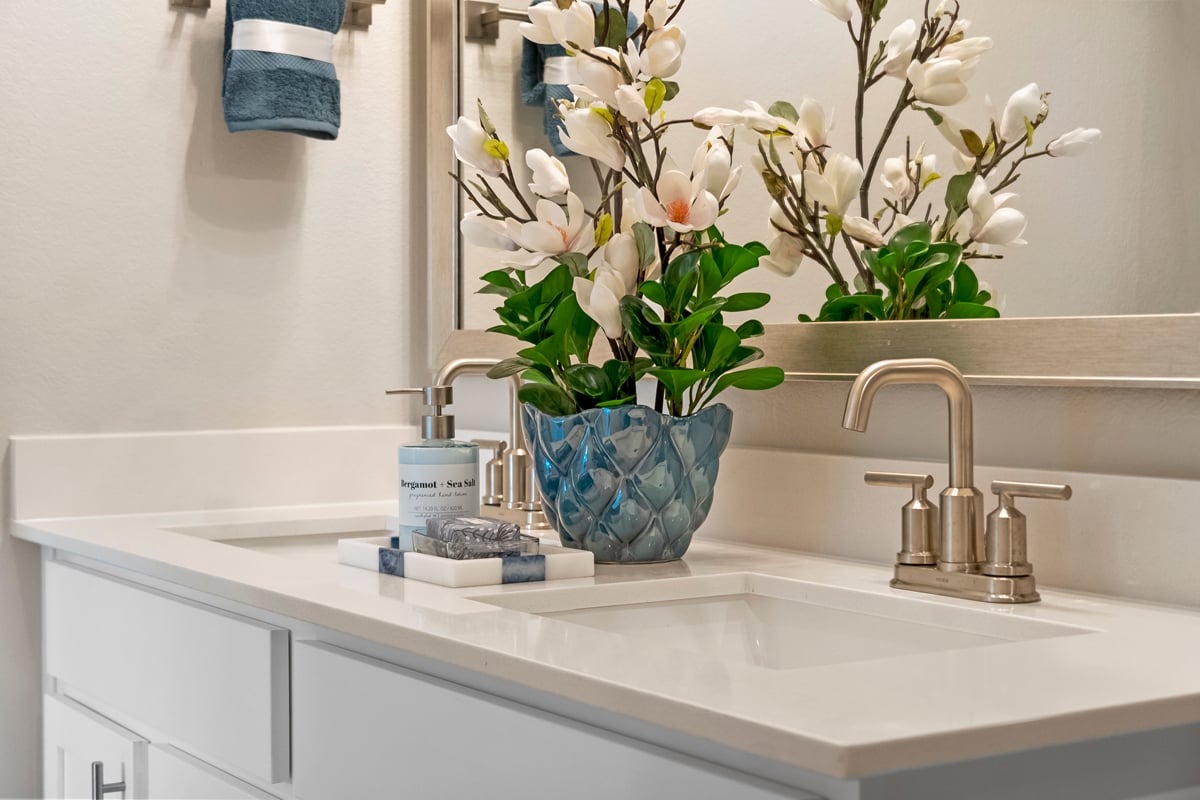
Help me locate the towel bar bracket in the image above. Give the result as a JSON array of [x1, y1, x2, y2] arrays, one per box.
[[168, 0, 388, 30], [465, 1, 531, 43]]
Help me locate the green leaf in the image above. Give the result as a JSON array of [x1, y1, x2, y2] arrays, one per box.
[[709, 367, 786, 398], [486, 358, 533, 379], [639, 279, 668, 307], [661, 80, 680, 101], [707, 326, 742, 372], [647, 368, 707, 401], [861, 249, 897, 295], [556, 252, 590, 277], [817, 294, 886, 321], [953, 263, 979, 303], [663, 250, 700, 316], [889, 222, 932, 251], [519, 383, 577, 416], [596, 396, 637, 409], [947, 302, 1001, 319], [482, 138, 510, 161], [620, 296, 671, 358], [768, 101, 800, 124], [644, 78, 667, 115], [945, 173, 975, 214], [721, 292, 771, 312], [960, 129, 985, 157], [562, 364, 612, 398], [597, 8, 626, 49], [632, 222, 658, 269], [735, 320, 765, 339], [923, 107, 945, 126], [710, 242, 762, 288]]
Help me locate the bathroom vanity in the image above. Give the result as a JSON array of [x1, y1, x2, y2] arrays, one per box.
[[17, 481, 1200, 800]]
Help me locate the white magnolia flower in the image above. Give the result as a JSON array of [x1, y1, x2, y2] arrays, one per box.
[[795, 97, 831, 149], [952, 150, 977, 172], [810, 0, 853, 23], [907, 58, 971, 106], [802, 152, 864, 217], [881, 150, 937, 201], [461, 211, 518, 251], [446, 116, 504, 177], [644, 25, 685, 78], [932, 111, 980, 156], [762, 232, 807, 277], [691, 128, 740, 202], [520, 2, 594, 50], [614, 85, 649, 122], [880, 19, 919, 78], [843, 216, 885, 248], [999, 83, 1046, 144], [692, 106, 746, 128], [646, 0, 673, 30], [1048, 127, 1102, 157], [574, 46, 625, 107], [634, 170, 719, 233], [940, 36, 993, 75], [526, 148, 570, 197], [574, 267, 629, 340], [966, 176, 1027, 246], [505, 192, 595, 267], [600, 231, 642, 294], [692, 102, 789, 135], [558, 105, 625, 171]]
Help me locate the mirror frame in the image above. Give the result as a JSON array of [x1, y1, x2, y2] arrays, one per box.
[[425, 0, 1200, 390]]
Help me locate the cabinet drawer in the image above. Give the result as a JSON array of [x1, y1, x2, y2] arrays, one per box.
[[148, 745, 281, 799], [293, 641, 810, 800], [45, 561, 290, 785]]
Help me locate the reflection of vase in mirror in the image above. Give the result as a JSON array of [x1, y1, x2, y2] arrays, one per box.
[[457, 0, 1200, 324]]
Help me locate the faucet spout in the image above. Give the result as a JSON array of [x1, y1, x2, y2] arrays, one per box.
[[842, 358, 974, 489], [843, 358, 983, 572]]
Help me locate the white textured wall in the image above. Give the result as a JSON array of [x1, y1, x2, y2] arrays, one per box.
[[0, 2, 424, 795], [461, 0, 1200, 325]]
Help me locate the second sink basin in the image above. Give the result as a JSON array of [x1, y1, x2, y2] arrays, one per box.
[[477, 573, 1093, 670]]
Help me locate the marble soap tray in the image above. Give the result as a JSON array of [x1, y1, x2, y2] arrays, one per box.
[[337, 536, 595, 588]]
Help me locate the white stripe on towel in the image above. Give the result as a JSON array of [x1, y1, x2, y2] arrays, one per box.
[[231, 18, 335, 64], [542, 56, 580, 85]]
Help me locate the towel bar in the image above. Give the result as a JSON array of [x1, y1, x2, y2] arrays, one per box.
[[169, 0, 388, 29], [465, 1, 531, 42]]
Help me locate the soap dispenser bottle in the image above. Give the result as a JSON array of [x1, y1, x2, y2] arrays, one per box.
[[387, 385, 479, 550]]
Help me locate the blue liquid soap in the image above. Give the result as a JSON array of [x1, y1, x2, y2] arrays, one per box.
[[396, 437, 479, 551]]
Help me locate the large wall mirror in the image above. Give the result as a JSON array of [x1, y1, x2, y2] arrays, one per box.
[[428, 0, 1200, 388]]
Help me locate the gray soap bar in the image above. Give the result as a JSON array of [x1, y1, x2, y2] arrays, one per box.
[[425, 516, 521, 544]]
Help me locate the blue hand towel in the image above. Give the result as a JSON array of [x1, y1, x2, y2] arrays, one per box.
[[520, 2, 639, 157], [223, 0, 345, 139]]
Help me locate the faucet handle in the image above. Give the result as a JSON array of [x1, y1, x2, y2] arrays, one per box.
[[865, 472, 939, 566], [471, 440, 508, 506], [983, 480, 1072, 577]]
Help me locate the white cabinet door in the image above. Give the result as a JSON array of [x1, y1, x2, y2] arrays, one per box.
[[147, 745, 280, 800], [43, 695, 147, 800], [293, 641, 817, 800]]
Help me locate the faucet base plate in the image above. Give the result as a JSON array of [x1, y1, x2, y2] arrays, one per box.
[[891, 564, 1040, 604]]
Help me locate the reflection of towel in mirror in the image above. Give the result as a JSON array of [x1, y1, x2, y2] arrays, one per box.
[[520, 2, 639, 157], [223, 0, 345, 139]]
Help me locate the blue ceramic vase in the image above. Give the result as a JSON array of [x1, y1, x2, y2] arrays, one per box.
[[522, 403, 733, 563]]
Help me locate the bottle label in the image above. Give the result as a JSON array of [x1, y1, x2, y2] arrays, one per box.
[[398, 461, 480, 529]]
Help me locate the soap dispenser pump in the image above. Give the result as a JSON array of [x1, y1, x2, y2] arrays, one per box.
[[386, 385, 480, 550]]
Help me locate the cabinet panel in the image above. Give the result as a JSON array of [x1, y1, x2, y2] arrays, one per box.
[[148, 745, 280, 800], [293, 641, 815, 800], [44, 561, 290, 785], [44, 695, 147, 800]]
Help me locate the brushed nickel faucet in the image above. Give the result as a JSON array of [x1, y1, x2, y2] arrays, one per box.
[[843, 358, 1070, 604]]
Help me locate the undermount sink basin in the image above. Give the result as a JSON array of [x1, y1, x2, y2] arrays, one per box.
[[477, 573, 1092, 670]]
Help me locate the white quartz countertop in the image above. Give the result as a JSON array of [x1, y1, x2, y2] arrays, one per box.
[[16, 503, 1200, 779]]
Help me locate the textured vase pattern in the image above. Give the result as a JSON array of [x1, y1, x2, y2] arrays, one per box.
[[522, 403, 733, 563]]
